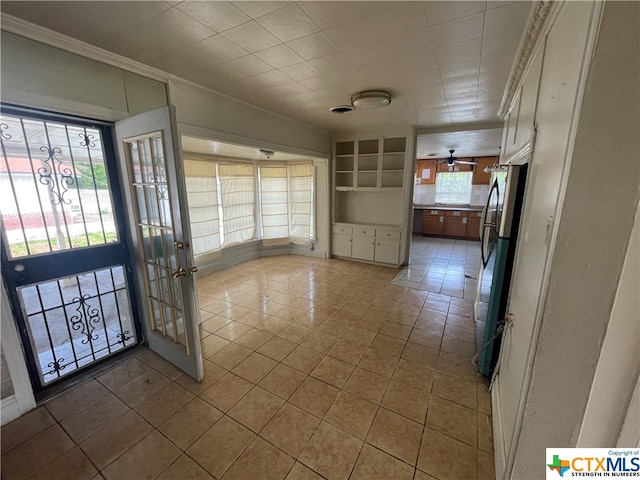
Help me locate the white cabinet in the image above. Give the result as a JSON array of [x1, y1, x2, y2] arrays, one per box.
[[332, 226, 353, 257], [331, 225, 401, 266], [501, 44, 544, 164]]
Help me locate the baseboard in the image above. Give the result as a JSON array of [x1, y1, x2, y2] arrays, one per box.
[[1, 395, 21, 426], [492, 381, 507, 479]]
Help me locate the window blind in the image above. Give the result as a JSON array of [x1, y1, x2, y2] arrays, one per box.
[[183, 158, 220, 258], [218, 164, 255, 247], [289, 163, 313, 245], [259, 166, 289, 246]]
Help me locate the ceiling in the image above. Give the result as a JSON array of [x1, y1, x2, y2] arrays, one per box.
[[416, 127, 503, 159], [1, 0, 532, 142], [182, 136, 324, 162]]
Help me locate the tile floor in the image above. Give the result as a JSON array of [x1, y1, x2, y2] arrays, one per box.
[[1, 237, 494, 480]]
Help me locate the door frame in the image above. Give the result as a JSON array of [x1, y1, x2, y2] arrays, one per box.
[[0, 104, 142, 393]]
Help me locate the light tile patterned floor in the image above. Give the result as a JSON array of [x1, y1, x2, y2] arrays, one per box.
[[1, 241, 494, 480]]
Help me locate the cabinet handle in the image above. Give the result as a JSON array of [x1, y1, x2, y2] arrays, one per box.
[[440, 216, 444, 222], [372, 241, 375, 245], [462, 218, 468, 224]]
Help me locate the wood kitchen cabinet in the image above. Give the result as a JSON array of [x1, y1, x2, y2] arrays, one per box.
[[416, 159, 436, 184], [423, 210, 444, 235], [467, 212, 482, 240], [444, 210, 469, 237], [472, 156, 498, 184]]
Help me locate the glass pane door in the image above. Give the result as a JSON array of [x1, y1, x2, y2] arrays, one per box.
[[0, 108, 140, 391], [115, 106, 202, 381]]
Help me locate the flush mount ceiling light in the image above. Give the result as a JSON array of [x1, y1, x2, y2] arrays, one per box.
[[330, 105, 354, 114], [350, 90, 391, 110]]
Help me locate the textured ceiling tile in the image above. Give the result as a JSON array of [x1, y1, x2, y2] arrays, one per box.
[[191, 34, 249, 62], [484, 2, 532, 35], [324, 18, 380, 50], [427, 13, 484, 48], [141, 7, 214, 46], [149, 46, 219, 75], [221, 21, 281, 53], [361, 2, 405, 15], [298, 1, 368, 29], [436, 39, 482, 66], [370, 2, 428, 39], [287, 32, 340, 61], [292, 91, 324, 105], [308, 52, 353, 75], [342, 43, 395, 68], [482, 29, 523, 57], [254, 44, 305, 69], [256, 4, 319, 42], [175, 1, 250, 33], [253, 69, 294, 87], [315, 86, 351, 103], [298, 76, 338, 91], [423, 1, 487, 25], [279, 62, 323, 81], [376, 29, 434, 59], [268, 82, 311, 96], [225, 55, 273, 76], [326, 68, 367, 87], [232, 1, 292, 18]]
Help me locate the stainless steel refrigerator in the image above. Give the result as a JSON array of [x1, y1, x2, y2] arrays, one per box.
[[475, 164, 528, 377]]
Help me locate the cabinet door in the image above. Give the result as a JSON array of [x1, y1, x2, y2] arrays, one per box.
[[423, 215, 444, 235], [374, 239, 400, 265], [444, 216, 468, 237], [472, 157, 497, 184], [352, 235, 375, 261], [332, 234, 352, 258], [416, 160, 436, 184], [467, 216, 481, 240]]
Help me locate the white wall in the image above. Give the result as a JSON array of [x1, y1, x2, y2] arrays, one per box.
[[578, 201, 640, 447], [499, 2, 640, 478]]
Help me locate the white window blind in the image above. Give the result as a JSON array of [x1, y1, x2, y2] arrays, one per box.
[[183, 158, 220, 258], [259, 166, 289, 245], [435, 171, 473, 204], [218, 164, 255, 247], [289, 163, 313, 245]]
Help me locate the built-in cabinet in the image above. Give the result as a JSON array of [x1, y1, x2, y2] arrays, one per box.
[[422, 209, 482, 240], [332, 133, 412, 267], [501, 44, 544, 164], [416, 156, 499, 185], [332, 225, 402, 265]]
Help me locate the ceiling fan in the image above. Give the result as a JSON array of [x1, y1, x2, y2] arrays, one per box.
[[436, 149, 478, 169]]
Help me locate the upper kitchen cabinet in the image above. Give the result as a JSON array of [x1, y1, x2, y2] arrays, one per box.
[[501, 42, 545, 164], [416, 159, 437, 185], [472, 156, 499, 184], [334, 137, 406, 191]]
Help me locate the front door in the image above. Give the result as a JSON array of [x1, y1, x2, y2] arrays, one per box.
[[115, 106, 203, 381], [0, 106, 140, 392]]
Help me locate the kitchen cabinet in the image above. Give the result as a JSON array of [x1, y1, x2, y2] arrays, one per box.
[[472, 157, 498, 184], [334, 137, 406, 190], [416, 160, 436, 184], [467, 212, 482, 239], [444, 210, 469, 237], [437, 161, 473, 172], [331, 224, 401, 266], [423, 210, 445, 235]]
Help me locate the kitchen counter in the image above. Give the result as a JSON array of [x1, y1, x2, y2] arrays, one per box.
[[413, 205, 483, 211]]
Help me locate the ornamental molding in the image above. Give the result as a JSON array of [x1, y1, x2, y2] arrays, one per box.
[[498, 1, 558, 118]]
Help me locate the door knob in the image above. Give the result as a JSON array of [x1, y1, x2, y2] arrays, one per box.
[[190, 266, 198, 274], [172, 268, 187, 278]]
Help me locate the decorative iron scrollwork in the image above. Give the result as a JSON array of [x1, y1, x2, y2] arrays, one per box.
[[45, 358, 65, 376], [0, 123, 11, 140], [116, 331, 132, 344], [70, 294, 101, 344], [79, 132, 95, 148], [38, 146, 75, 205]]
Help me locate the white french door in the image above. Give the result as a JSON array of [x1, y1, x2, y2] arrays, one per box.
[[115, 106, 203, 381]]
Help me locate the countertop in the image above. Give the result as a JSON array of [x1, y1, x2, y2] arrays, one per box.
[[413, 205, 483, 211]]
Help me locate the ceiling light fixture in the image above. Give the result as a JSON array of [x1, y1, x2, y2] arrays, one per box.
[[350, 90, 391, 110]]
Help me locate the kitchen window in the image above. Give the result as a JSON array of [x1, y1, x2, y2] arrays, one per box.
[[435, 171, 473, 204]]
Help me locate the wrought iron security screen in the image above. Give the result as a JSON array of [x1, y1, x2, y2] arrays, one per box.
[[1, 106, 140, 392], [0, 113, 118, 258], [18, 266, 136, 385]]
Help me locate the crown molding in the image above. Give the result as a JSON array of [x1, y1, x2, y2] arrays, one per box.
[[1, 15, 169, 82], [497, 1, 559, 118]]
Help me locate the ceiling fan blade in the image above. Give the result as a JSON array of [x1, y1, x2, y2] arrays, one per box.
[[456, 160, 478, 165]]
